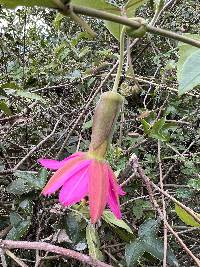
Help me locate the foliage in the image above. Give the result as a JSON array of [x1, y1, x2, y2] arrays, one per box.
[[0, 0, 199, 266]]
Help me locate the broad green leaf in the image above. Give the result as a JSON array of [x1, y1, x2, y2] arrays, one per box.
[[103, 210, 133, 234], [0, 0, 58, 8], [6, 219, 31, 240], [126, 220, 178, 266], [86, 224, 104, 260], [82, 119, 93, 130], [125, 240, 145, 267], [0, 101, 12, 115], [175, 204, 200, 227], [10, 212, 23, 227], [138, 219, 158, 239], [16, 91, 46, 103], [144, 237, 178, 266], [141, 119, 151, 134], [72, 0, 119, 12], [7, 178, 33, 195], [125, 0, 146, 17], [178, 49, 200, 95], [19, 199, 34, 215], [37, 169, 48, 189], [177, 34, 200, 80], [105, 0, 146, 40]]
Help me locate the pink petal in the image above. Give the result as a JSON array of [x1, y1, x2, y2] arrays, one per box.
[[89, 160, 109, 224], [107, 165, 122, 219], [38, 152, 84, 170], [59, 167, 89, 206], [42, 158, 91, 196], [118, 186, 126, 196]]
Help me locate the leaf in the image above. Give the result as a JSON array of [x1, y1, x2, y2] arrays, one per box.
[[16, 91, 46, 103], [126, 219, 179, 266], [0, 101, 12, 115], [7, 178, 33, 195], [19, 199, 33, 215], [6, 219, 31, 240], [82, 119, 93, 130], [105, 0, 146, 40], [37, 169, 48, 189], [144, 237, 178, 266], [177, 34, 200, 80], [71, 0, 119, 12], [86, 224, 104, 260], [125, 240, 145, 267], [175, 204, 200, 227], [141, 119, 151, 134], [53, 13, 65, 30], [10, 212, 23, 227], [0, 0, 58, 8], [103, 210, 133, 234], [125, 0, 146, 17], [178, 49, 200, 95]]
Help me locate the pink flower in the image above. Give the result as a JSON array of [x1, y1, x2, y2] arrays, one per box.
[[38, 152, 125, 224]]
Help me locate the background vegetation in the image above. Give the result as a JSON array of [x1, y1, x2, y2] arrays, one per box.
[[0, 0, 199, 266]]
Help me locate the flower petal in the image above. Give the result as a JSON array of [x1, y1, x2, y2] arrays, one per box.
[[107, 165, 122, 219], [42, 157, 91, 196], [38, 152, 84, 170], [59, 167, 89, 206], [89, 160, 109, 224]]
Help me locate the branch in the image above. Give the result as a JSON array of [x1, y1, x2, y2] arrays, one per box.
[[0, 240, 113, 267], [70, 5, 200, 48], [133, 160, 200, 266]]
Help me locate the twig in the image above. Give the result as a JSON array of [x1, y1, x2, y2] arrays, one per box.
[[151, 182, 200, 225], [130, 155, 200, 267], [0, 249, 7, 267], [5, 250, 28, 267], [158, 141, 167, 267], [15, 117, 62, 172], [0, 240, 113, 267], [71, 5, 200, 48]]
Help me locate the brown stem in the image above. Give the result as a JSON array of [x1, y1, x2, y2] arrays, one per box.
[[0, 240, 113, 267]]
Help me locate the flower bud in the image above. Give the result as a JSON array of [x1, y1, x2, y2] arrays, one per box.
[[88, 92, 123, 159]]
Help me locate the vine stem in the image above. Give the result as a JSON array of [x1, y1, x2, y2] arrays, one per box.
[[0, 240, 113, 267], [70, 5, 200, 48], [112, 27, 125, 92]]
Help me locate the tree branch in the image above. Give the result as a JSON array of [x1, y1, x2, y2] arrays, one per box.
[[0, 240, 113, 267], [70, 5, 200, 48]]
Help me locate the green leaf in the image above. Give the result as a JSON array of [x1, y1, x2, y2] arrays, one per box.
[[19, 199, 33, 215], [141, 119, 151, 134], [125, 240, 145, 267], [6, 219, 31, 240], [177, 34, 200, 80], [175, 204, 200, 227], [125, 0, 146, 17], [7, 178, 33, 195], [38, 169, 48, 189], [10, 212, 23, 227], [82, 119, 93, 130], [103, 210, 133, 234], [16, 91, 46, 103], [86, 224, 104, 260], [0, 0, 58, 8], [105, 0, 146, 40], [72, 0, 119, 12], [126, 220, 179, 266], [53, 13, 65, 30], [178, 49, 200, 95], [144, 238, 178, 266], [0, 101, 12, 115]]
